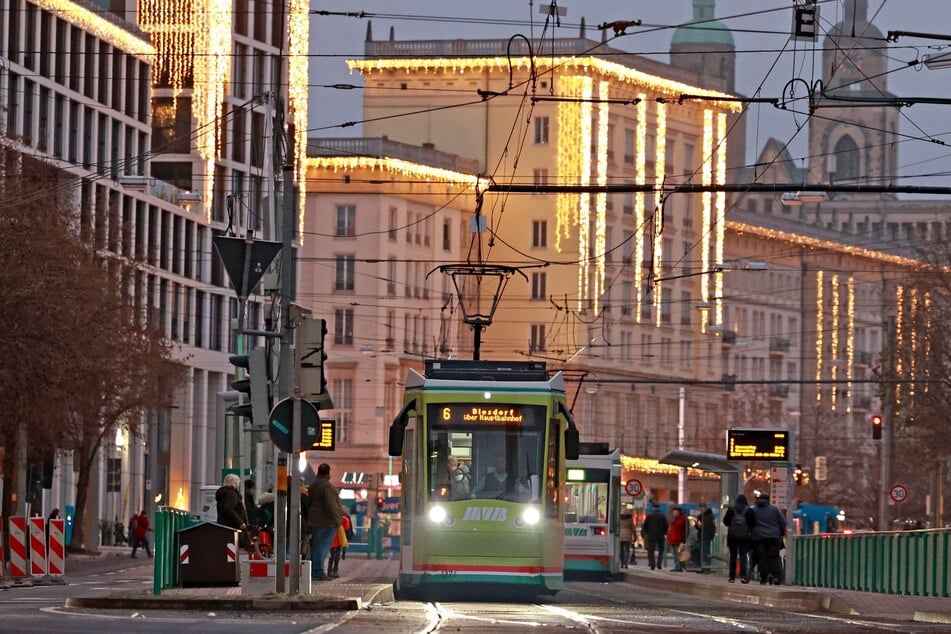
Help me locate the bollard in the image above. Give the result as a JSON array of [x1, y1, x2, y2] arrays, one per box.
[[48, 519, 66, 577], [28, 517, 46, 577], [9, 517, 27, 579]]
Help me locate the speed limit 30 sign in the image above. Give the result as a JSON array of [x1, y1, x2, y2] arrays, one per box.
[[889, 483, 909, 504], [625, 479, 643, 497]]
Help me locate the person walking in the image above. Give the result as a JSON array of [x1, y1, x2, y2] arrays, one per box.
[[130, 510, 152, 558], [723, 494, 757, 583], [641, 503, 668, 570], [666, 507, 688, 572], [618, 512, 634, 569], [751, 493, 787, 585], [327, 506, 351, 578], [307, 463, 343, 581], [699, 504, 717, 568]]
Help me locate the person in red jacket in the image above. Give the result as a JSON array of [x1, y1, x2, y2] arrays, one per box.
[[130, 510, 152, 558], [666, 506, 688, 572]]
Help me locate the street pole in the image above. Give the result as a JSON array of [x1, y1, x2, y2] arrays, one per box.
[[879, 316, 896, 531], [677, 387, 685, 503], [275, 113, 297, 594], [288, 328, 302, 595]]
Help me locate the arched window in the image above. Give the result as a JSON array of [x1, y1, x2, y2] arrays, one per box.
[[833, 135, 860, 181]]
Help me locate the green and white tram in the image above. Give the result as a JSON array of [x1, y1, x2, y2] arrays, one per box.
[[388, 360, 580, 597], [564, 444, 622, 576]]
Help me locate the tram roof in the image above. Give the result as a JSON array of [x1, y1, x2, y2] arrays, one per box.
[[405, 360, 565, 392]]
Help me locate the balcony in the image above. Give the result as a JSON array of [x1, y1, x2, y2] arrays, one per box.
[[768, 384, 790, 399], [769, 337, 791, 353]]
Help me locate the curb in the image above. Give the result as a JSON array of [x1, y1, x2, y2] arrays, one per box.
[[64, 583, 397, 612], [914, 611, 951, 625]]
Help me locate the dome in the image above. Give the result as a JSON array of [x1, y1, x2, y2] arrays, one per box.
[[671, 0, 735, 48]]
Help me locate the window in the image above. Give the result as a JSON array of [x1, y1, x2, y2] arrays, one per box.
[[530, 324, 546, 352], [388, 207, 398, 241], [334, 255, 355, 291], [645, 133, 656, 173], [334, 308, 354, 344], [531, 272, 546, 300], [335, 204, 355, 237], [641, 333, 653, 360], [532, 168, 549, 190], [606, 123, 615, 160], [833, 135, 860, 182], [621, 280, 632, 316], [660, 288, 672, 323], [682, 142, 695, 174], [442, 219, 451, 251], [387, 258, 397, 296], [681, 291, 692, 325], [534, 116, 549, 144], [624, 129, 635, 164], [640, 283, 652, 319], [660, 337, 672, 364], [332, 378, 353, 442], [532, 220, 547, 248]]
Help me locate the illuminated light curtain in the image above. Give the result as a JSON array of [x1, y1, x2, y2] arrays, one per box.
[[576, 78, 594, 311], [288, 0, 309, 237], [846, 276, 855, 412], [308, 157, 480, 186], [909, 288, 918, 401], [39, 0, 154, 55], [831, 274, 840, 409], [594, 81, 610, 315], [815, 270, 824, 402], [895, 285, 904, 405], [555, 77, 586, 252], [924, 292, 932, 394], [140, 0, 232, 221], [699, 109, 714, 332], [714, 113, 727, 327], [653, 102, 666, 328], [634, 97, 647, 323]]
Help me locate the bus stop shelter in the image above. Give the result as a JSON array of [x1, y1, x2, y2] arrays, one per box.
[[658, 450, 742, 505]]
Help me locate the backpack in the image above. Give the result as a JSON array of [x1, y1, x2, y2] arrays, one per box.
[[728, 508, 751, 541]]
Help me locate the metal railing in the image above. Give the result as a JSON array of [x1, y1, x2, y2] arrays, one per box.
[[152, 507, 201, 595], [793, 529, 951, 597]]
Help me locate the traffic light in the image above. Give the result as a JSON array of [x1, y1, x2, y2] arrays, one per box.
[[228, 346, 270, 425], [301, 317, 334, 409], [870, 413, 884, 440]]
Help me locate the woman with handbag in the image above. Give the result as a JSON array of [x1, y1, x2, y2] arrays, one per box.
[[666, 507, 688, 572]]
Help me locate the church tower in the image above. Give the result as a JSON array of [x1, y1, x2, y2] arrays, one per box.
[[807, 0, 898, 198]]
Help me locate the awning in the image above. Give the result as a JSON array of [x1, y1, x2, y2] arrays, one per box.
[[659, 450, 740, 474]]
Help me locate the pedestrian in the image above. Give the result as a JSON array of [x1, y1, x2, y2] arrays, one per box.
[[327, 505, 351, 578], [618, 512, 634, 568], [667, 506, 688, 572], [216, 473, 261, 557], [751, 493, 787, 585], [700, 504, 717, 567], [130, 509, 152, 558], [641, 503, 669, 570], [307, 463, 343, 581], [723, 494, 756, 583]]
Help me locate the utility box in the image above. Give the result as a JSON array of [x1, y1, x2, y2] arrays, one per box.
[[178, 522, 241, 587]]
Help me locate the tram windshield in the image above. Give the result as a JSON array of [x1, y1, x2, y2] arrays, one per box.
[[427, 403, 546, 503]]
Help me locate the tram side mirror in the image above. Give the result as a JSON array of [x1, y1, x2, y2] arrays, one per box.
[[389, 424, 405, 456], [565, 427, 580, 460]]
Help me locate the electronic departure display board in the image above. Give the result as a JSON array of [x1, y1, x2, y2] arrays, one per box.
[[726, 428, 789, 460], [429, 403, 545, 427]]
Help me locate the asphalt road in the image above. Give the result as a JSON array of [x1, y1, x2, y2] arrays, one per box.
[[2, 554, 948, 633]]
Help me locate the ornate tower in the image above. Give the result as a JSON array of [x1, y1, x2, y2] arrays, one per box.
[[807, 0, 898, 198]]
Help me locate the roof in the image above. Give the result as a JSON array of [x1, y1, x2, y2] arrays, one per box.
[[658, 450, 740, 473], [671, 0, 735, 47]]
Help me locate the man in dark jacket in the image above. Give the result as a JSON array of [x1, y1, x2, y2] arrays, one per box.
[[723, 494, 757, 583], [699, 504, 717, 567], [641, 503, 669, 570], [216, 473, 248, 531], [307, 463, 343, 581], [751, 493, 787, 585]]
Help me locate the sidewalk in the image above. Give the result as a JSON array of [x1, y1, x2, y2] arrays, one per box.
[[64, 552, 398, 612], [620, 564, 951, 625]]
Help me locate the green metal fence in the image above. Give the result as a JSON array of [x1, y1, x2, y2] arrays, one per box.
[[152, 507, 201, 595], [794, 528, 951, 597]]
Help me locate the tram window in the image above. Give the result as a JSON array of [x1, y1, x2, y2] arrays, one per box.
[[428, 421, 543, 503], [565, 482, 608, 523]]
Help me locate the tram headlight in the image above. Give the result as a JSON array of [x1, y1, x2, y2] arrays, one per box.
[[522, 506, 541, 525], [428, 505, 447, 524]]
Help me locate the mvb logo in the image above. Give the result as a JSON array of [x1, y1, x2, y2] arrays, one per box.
[[462, 506, 508, 522], [564, 528, 588, 536]]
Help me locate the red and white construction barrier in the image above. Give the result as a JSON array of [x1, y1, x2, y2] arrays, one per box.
[[9, 517, 27, 578], [29, 517, 46, 576], [180, 544, 190, 565], [240, 560, 312, 593], [226, 542, 237, 563], [47, 519, 66, 577]]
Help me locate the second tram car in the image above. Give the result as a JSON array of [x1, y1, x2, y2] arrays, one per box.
[[563, 444, 622, 575], [388, 360, 580, 597]]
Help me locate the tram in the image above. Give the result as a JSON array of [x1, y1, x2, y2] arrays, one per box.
[[388, 360, 580, 597], [563, 444, 622, 576]]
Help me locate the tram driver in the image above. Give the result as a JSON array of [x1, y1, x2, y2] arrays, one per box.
[[476, 453, 509, 496]]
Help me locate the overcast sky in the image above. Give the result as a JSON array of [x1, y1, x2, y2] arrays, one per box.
[[308, 1, 951, 191]]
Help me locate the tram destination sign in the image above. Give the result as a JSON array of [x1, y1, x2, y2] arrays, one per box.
[[436, 403, 534, 425], [726, 428, 789, 460]]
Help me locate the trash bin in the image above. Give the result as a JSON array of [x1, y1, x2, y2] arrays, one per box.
[[177, 521, 241, 587]]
